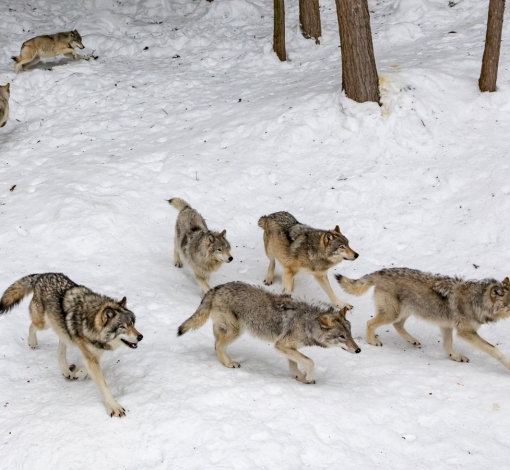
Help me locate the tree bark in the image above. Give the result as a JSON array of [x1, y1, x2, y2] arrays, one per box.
[[479, 0, 506, 92], [335, 0, 380, 104], [299, 0, 321, 44], [273, 0, 286, 61]]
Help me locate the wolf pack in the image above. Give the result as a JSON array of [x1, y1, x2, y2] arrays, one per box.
[[1, 31, 510, 418]]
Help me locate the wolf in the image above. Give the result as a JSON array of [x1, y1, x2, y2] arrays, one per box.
[[0, 83, 9, 128], [0, 273, 143, 417], [12, 30, 88, 73], [336, 268, 510, 370], [169, 198, 233, 294], [258, 211, 358, 309], [178, 281, 360, 384]]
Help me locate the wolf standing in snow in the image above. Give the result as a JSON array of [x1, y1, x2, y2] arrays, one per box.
[[178, 282, 360, 384], [0, 83, 10, 128], [12, 30, 88, 73], [337, 268, 510, 370], [0, 273, 143, 417], [169, 198, 233, 294], [258, 211, 358, 309]]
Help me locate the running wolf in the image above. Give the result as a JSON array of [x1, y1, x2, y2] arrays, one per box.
[[336, 268, 510, 369], [169, 198, 233, 294], [12, 30, 88, 73], [258, 211, 358, 309], [0, 83, 9, 128], [0, 273, 143, 417], [178, 282, 360, 384]]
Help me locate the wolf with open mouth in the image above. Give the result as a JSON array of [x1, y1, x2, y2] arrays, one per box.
[[0, 272, 143, 417]]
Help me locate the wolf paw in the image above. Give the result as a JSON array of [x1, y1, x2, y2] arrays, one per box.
[[368, 338, 383, 347], [264, 278, 273, 286], [175, 261, 183, 268], [69, 364, 88, 380], [28, 339, 38, 349], [409, 340, 421, 347], [226, 362, 241, 368], [336, 302, 353, 310], [449, 353, 469, 363], [107, 402, 126, 418]]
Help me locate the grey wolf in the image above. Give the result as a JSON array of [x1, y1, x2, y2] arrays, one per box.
[[258, 211, 358, 309], [169, 197, 233, 294], [336, 268, 510, 369], [178, 281, 360, 383], [0, 273, 143, 417], [0, 83, 9, 128], [12, 30, 88, 73]]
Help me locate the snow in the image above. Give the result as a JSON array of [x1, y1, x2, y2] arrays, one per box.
[[1, 0, 510, 468]]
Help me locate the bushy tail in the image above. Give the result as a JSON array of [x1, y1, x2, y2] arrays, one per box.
[[335, 273, 374, 296], [177, 291, 214, 336], [168, 198, 190, 212], [11, 56, 19, 63], [258, 216, 267, 230], [0, 274, 40, 313]]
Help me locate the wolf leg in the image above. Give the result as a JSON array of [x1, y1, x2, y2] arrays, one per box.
[[64, 50, 89, 61], [282, 266, 297, 294], [213, 318, 241, 368], [28, 298, 47, 348], [393, 318, 420, 346], [195, 274, 211, 295], [441, 327, 469, 362], [78, 345, 125, 417], [264, 258, 276, 286], [174, 247, 183, 268], [457, 330, 510, 369], [275, 343, 315, 384], [58, 341, 88, 380], [287, 359, 306, 382], [366, 308, 396, 347], [313, 272, 353, 310]]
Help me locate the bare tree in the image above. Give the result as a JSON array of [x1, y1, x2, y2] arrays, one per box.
[[299, 0, 321, 44], [335, 0, 380, 104], [273, 0, 286, 61], [479, 0, 506, 92]]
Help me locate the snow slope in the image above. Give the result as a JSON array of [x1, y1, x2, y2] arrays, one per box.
[[1, 0, 510, 468]]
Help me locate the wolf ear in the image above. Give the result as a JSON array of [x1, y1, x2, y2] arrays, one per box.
[[503, 277, 509, 287], [338, 307, 347, 317], [318, 315, 335, 329], [207, 234, 215, 244], [102, 307, 117, 324], [325, 233, 334, 243], [334, 225, 341, 233], [219, 229, 226, 238], [491, 285, 504, 300], [5, 83, 10, 94], [118, 297, 126, 308], [74, 29, 78, 34]]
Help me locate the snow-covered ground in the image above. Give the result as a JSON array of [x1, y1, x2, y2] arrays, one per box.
[[1, 0, 510, 467]]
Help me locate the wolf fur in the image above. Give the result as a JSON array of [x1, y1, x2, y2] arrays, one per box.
[[12, 30, 88, 73], [0, 273, 143, 417], [169, 197, 233, 294], [258, 211, 358, 309], [336, 268, 510, 369], [178, 281, 360, 383], [0, 83, 10, 128]]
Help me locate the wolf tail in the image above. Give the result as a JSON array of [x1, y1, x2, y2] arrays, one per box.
[[258, 216, 268, 230], [11, 56, 20, 63], [0, 274, 40, 313], [168, 198, 191, 212], [335, 273, 374, 296], [177, 291, 214, 336]]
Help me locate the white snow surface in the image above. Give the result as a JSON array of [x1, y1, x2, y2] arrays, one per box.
[[1, 0, 510, 468]]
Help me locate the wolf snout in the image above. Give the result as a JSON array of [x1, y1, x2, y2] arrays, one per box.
[[354, 253, 359, 259], [355, 348, 361, 353], [228, 256, 233, 263], [137, 334, 143, 342]]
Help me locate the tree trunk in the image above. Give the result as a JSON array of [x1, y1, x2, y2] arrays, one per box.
[[335, 0, 380, 104], [273, 0, 286, 61], [299, 0, 321, 44], [479, 0, 506, 92]]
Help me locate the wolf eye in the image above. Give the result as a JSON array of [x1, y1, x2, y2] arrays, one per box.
[[339, 245, 346, 250], [340, 335, 346, 339], [217, 248, 222, 251]]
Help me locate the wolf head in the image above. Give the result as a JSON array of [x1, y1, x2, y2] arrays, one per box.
[[99, 297, 143, 350], [320, 226, 358, 264], [208, 230, 233, 263], [69, 29, 85, 49], [0, 83, 10, 97], [489, 277, 510, 319], [316, 307, 360, 353]]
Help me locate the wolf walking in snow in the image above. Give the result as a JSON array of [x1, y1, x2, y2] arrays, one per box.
[[0, 273, 143, 417], [258, 211, 358, 309], [178, 281, 360, 383], [336, 268, 510, 369], [0, 83, 10, 128], [12, 30, 88, 73], [169, 198, 233, 294]]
